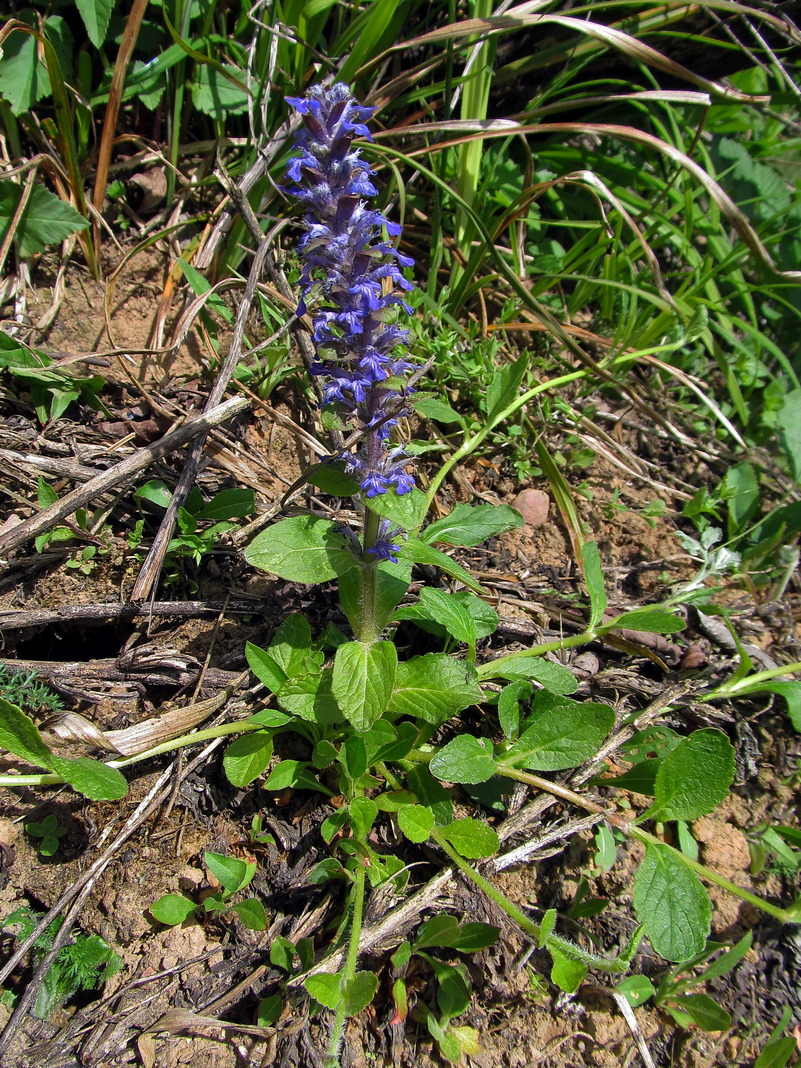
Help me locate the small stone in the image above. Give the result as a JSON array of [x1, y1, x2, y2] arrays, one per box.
[[511, 488, 550, 528]]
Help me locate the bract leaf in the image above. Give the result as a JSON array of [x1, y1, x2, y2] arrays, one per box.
[[332, 641, 397, 731], [245, 516, 358, 583]]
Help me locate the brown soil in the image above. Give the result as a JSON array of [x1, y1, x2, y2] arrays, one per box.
[[0, 247, 799, 1068]]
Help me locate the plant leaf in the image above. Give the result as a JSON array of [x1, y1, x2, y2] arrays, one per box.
[[438, 818, 499, 859], [397, 804, 435, 844], [429, 736, 496, 784], [332, 641, 397, 731], [0, 181, 89, 258], [504, 694, 614, 772], [245, 516, 358, 583], [422, 502, 524, 546], [75, 0, 113, 47], [150, 893, 197, 926], [401, 537, 482, 592], [390, 654, 482, 724], [582, 541, 607, 629], [644, 729, 735, 823], [223, 732, 274, 788], [633, 842, 711, 961]]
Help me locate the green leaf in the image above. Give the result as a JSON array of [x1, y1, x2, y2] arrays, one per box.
[[413, 915, 460, 949], [417, 588, 477, 647], [407, 766, 453, 827], [422, 503, 524, 547], [498, 681, 531, 739], [75, 0, 113, 47], [204, 852, 255, 894], [438, 818, 499, 859], [453, 923, 501, 952], [150, 893, 197, 926], [401, 537, 482, 593], [304, 973, 341, 1010], [223, 732, 274, 788], [754, 681, 801, 731], [0, 15, 73, 115], [340, 736, 367, 780], [245, 516, 358, 583], [776, 388, 801, 481], [397, 805, 435, 844], [268, 614, 321, 679], [306, 462, 361, 496], [0, 697, 62, 769], [195, 488, 254, 521], [368, 488, 428, 530], [278, 670, 343, 725], [485, 352, 527, 420], [644, 729, 735, 823], [270, 936, 296, 972], [231, 899, 268, 932], [633, 842, 711, 961], [755, 1037, 799, 1068], [50, 757, 128, 801], [341, 971, 378, 1016], [332, 641, 397, 731], [413, 396, 464, 424], [479, 653, 578, 695], [667, 993, 731, 1031], [603, 609, 686, 634], [263, 759, 331, 794], [245, 642, 287, 693], [339, 558, 412, 634], [549, 943, 586, 993], [191, 63, 249, 119], [395, 589, 498, 642], [430, 736, 496, 785], [348, 797, 378, 841], [256, 994, 284, 1026], [504, 694, 614, 772], [617, 975, 655, 1007], [582, 541, 607, 629], [389, 654, 482, 725], [0, 181, 89, 258]]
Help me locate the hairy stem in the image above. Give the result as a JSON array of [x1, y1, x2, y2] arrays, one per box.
[[326, 862, 368, 1067]]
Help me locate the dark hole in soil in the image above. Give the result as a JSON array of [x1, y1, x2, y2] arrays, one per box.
[[13, 624, 132, 663]]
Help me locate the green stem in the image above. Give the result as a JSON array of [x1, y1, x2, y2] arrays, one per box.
[[430, 828, 541, 940], [424, 369, 587, 506], [358, 506, 382, 643], [497, 765, 801, 925], [0, 719, 270, 789], [707, 660, 801, 700], [326, 862, 368, 1067], [476, 628, 598, 679]]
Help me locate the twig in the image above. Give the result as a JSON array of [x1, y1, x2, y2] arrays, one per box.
[[0, 600, 268, 631], [0, 396, 249, 558], [611, 990, 658, 1068], [130, 231, 276, 600]]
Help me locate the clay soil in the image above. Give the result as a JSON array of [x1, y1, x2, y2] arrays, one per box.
[[0, 249, 799, 1068]]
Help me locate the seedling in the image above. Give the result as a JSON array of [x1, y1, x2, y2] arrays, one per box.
[[26, 813, 67, 857], [149, 851, 267, 932]]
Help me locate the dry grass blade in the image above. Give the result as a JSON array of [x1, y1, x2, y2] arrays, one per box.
[[92, 0, 150, 256]]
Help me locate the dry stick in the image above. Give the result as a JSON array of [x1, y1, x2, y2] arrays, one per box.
[[0, 396, 248, 559], [130, 232, 277, 601], [0, 600, 268, 631]]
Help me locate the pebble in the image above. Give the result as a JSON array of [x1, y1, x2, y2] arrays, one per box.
[[511, 488, 550, 527]]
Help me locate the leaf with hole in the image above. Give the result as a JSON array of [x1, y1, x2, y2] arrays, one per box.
[[643, 729, 735, 823]]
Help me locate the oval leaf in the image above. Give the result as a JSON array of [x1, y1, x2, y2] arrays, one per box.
[[633, 842, 711, 962], [645, 729, 735, 823], [438, 818, 499, 859], [245, 516, 357, 583], [505, 695, 614, 771], [223, 732, 274, 788], [429, 736, 496, 785]]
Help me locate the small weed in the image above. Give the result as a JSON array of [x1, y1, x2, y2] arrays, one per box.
[[25, 814, 67, 858], [0, 905, 122, 1019], [149, 851, 267, 932], [0, 662, 64, 717]]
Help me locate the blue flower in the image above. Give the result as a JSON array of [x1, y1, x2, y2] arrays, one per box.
[[287, 83, 417, 511]]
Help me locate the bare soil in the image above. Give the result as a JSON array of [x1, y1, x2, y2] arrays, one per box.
[[0, 249, 799, 1068]]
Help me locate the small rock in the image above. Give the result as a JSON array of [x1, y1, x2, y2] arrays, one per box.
[[511, 488, 550, 527]]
